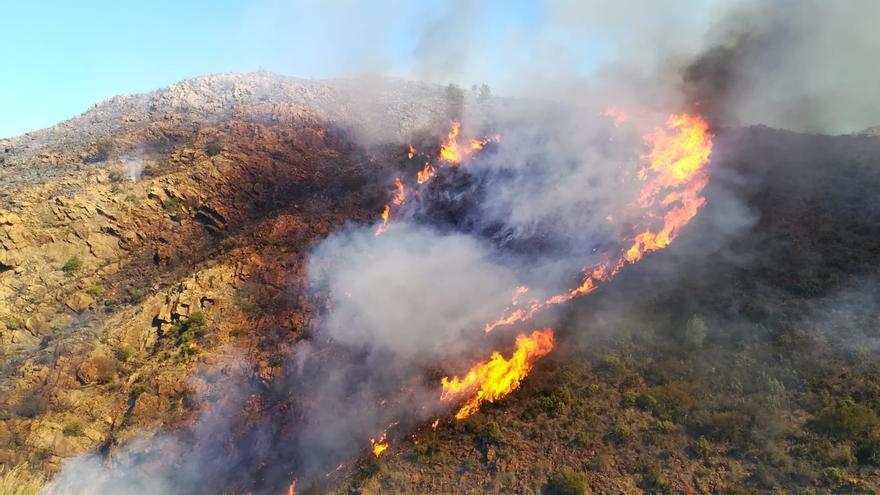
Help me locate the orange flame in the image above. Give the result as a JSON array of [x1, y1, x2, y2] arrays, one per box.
[[625, 113, 712, 263], [374, 205, 391, 237], [440, 329, 555, 419], [417, 162, 435, 184], [483, 113, 712, 332], [438, 122, 500, 164], [392, 177, 406, 206], [375, 122, 500, 236], [370, 433, 388, 457], [439, 121, 463, 163]]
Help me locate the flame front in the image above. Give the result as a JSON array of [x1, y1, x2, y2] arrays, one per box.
[[417, 162, 435, 184], [438, 121, 500, 164], [392, 177, 406, 206], [439, 121, 463, 163], [625, 113, 712, 263], [483, 113, 713, 332], [440, 329, 555, 420], [377, 122, 500, 237], [370, 433, 388, 457]]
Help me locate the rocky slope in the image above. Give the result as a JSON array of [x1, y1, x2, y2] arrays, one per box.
[[3, 72, 880, 495], [0, 72, 473, 478]]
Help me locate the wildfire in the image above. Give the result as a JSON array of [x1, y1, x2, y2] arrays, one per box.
[[370, 433, 388, 457], [392, 177, 406, 206], [625, 113, 712, 263], [375, 205, 391, 236], [377, 122, 500, 237], [417, 162, 435, 184], [439, 121, 463, 163], [440, 329, 555, 420], [482, 113, 713, 333], [438, 121, 500, 164]]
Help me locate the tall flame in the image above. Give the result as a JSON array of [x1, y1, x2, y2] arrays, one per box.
[[482, 113, 713, 333], [438, 121, 500, 164], [374, 205, 391, 237], [417, 162, 435, 184], [439, 121, 463, 163], [392, 177, 406, 206], [440, 329, 555, 420]]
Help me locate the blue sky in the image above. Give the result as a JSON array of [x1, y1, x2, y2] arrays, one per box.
[[0, 0, 577, 138]]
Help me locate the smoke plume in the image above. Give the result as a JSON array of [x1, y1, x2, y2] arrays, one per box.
[[44, 0, 878, 493]]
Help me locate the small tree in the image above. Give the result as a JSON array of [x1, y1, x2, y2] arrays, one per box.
[[86, 138, 114, 163], [445, 83, 465, 120], [478, 83, 491, 102]]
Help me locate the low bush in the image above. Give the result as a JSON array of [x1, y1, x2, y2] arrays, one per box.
[[62, 256, 83, 276], [62, 421, 84, 437], [546, 467, 590, 495], [642, 465, 671, 492]]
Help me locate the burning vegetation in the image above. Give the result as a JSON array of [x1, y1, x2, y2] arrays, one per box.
[[354, 110, 714, 461], [440, 329, 555, 420]]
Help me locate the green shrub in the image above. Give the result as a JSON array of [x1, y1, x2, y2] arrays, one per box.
[[642, 465, 671, 492], [414, 434, 442, 461], [479, 421, 503, 445], [114, 345, 134, 363], [108, 167, 127, 183], [205, 140, 223, 156], [86, 284, 104, 297], [353, 456, 383, 485], [656, 419, 677, 434], [122, 286, 146, 305], [813, 400, 880, 440], [546, 467, 590, 495], [573, 431, 591, 447], [521, 387, 572, 419], [696, 435, 712, 458], [141, 162, 163, 178], [609, 423, 633, 444], [822, 467, 848, 485], [62, 421, 84, 436], [171, 311, 208, 344], [62, 256, 83, 276], [86, 138, 114, 163], [163, 197, 183, 211], [15, 392, 47, 418]]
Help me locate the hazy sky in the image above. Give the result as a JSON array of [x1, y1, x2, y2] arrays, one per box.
[[0, 0, 594, 138]]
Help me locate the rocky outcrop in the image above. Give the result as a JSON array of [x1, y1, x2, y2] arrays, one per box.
[[0, 72, 429, 478]]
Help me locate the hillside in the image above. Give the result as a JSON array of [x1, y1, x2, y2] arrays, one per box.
[[2, 73, 880, 494]]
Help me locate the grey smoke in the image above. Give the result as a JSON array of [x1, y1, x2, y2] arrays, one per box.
[[44, 0, 875, 492]]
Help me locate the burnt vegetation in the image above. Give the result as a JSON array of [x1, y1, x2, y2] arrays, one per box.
[[344, 126, 880, 494]]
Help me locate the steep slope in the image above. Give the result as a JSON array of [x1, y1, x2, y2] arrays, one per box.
[[0, 72, 468, 478], [341, 127, 880, 494], [3, 73, 880, 495]]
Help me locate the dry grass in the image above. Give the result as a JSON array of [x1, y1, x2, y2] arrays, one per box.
[[0, 463, 45, 495]]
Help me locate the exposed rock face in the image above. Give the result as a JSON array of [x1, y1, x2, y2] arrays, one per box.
[[0, 72, 473, 476]]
